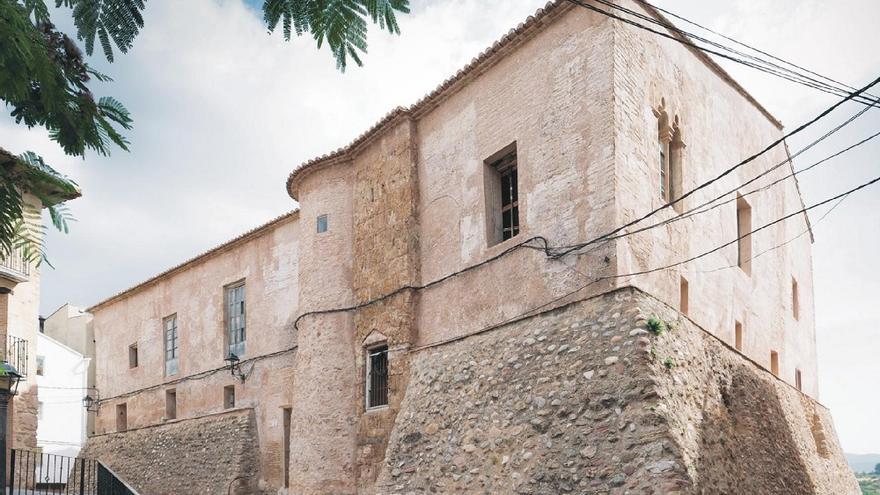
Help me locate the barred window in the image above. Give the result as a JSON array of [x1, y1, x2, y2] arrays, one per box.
[[484, 143, 520, 246], [366, 345, 388, 409], [164, 314, 179, 376], [225, 282, 246, 357]]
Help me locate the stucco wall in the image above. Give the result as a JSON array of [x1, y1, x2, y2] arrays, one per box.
[[36, 333, 89, 458], [90, 213, 299, 491], [610, 0, 817, 396]]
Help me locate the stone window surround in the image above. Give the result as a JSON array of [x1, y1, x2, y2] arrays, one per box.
[[653, 99, 685, 212]]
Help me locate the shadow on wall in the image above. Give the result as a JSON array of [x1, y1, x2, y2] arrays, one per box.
[[693, 360, 814, 493]]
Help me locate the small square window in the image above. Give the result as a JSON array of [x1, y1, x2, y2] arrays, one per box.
[[316, 214, 328, 234], [128, 343, 139, 369], [224, 385, 235, 409]]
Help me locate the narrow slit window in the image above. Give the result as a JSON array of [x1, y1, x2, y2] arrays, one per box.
[[224, 385, 236, 409], [736, 194, 752, 275], [792, 277, 800, 320], [116, 403, 128, 432], [795, 369, 802, 391], [484, 144, 520, 246], [734, 321, 743, 351], [225, 282, 246, 358], [770, 351, 779, 376], [659, 138, 670, 202], [128, 343, 138, 369], [366, 345, 389, 409], [164, 314, 179, 376], [165, 389, 177, 420], [679, 276, 689, 316]]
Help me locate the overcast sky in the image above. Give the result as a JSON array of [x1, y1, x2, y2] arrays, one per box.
[[2, 0, 878, 453]]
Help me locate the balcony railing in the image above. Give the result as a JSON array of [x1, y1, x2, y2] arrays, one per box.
[[8, 334, 28, 376], [0, 245, 30, 280]]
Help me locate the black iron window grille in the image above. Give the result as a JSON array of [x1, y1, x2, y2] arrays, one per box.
[[367, 345, 388, 409]]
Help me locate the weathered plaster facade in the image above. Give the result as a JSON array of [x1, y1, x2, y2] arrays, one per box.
[[85, 1, 852, 493]]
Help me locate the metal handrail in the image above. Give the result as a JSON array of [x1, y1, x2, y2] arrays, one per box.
[[0, 246, 30, 277]]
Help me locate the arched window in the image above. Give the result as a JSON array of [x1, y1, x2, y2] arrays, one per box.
[[654, 101, 685, 210]]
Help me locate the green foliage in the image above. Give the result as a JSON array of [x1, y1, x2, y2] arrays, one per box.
[[663, 357, 677, 369], [263, 0, 410, 71], [876, 463, 880, 475], [1, 1, 133, 157], [646, 316, 667, 336], [860, 476, 880, 495], [0, 151, 77, 265]]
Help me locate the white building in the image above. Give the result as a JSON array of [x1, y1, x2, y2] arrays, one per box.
[[35, 332, 90, 458]]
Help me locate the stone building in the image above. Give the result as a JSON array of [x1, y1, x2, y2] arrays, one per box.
[[82, 1, 857, 493]]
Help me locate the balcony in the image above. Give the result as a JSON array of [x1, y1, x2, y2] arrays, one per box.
[[0, 246, 30, 283], [7, 335, 28, 376]]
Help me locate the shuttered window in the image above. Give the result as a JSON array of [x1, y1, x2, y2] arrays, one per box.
[[225, 283, 246, 357]]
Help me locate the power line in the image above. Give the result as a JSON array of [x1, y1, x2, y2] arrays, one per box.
[[565, 0, 879, 106], [549, 74, 880, 260], [639, 0, 875, 100]]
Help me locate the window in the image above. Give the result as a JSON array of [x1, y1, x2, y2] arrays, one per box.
[[128, 343, 139, 369], [679, 276, 689, 316], [35, 355, 45, 376], [38, 401, 43, 420], [736, 194, 752, 275], [316, 214, 328, 233], [116, 403, 128, 432], [770, 351, 779, 376], [366, 345, 389, 409], [792, 277, 800, 320], [734, 321, 743, 351], [656, 106, 683, 208], [224, 385, 236, 409], [282, 407, 292, 488], [225, 282, 246, 357], [164, 315, 179, 376], [165, 389, 177, 420], [484, 143, 520, 246], [795, 369, 802, 391]]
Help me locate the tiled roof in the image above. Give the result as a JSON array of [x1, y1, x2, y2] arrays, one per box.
[[87, 210, 299, 312], [285, 0, 783, 200]]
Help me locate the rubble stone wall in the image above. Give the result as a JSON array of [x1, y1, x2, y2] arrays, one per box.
[[375, 287, 857, 494], [80, 408, 260, 495]]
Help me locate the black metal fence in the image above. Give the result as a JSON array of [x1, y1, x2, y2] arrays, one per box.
[[8, 450, 137, 495]]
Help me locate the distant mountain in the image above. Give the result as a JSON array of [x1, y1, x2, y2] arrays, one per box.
[[846, 453, 880, 474]]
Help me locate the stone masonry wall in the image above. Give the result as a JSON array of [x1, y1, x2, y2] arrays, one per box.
[[351, 117, 421, 488], [375, 287, 857, 494], [80, 408, 260, 495]]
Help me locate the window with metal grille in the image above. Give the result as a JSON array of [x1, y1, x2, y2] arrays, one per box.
[[366, 345, 388, 409], [225, 282, 246, 357], [484, 144, 520, 246], [164, 314, 178, 376]]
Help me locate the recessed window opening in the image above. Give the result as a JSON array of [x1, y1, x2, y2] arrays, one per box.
[[224, 385, 236, 409], [792, 277, 800, 320], [366, 345, 389, 409], [128, 343, 138, 369], [225, 282, 246, 358], [283, 407, 292, 488], [164, 314, 179, 376], [795, 369, 802, 391], [736, 194, 752, 275], [165, 389, 177, 420], [316, 214, 328, 234], [484, 143, 520, 246], [116, 403, 128, 432], [679, 275, 689, 316], [656, 105, 684, 209], [734, 321, 743, 351], [770, 351, 779, 376]]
